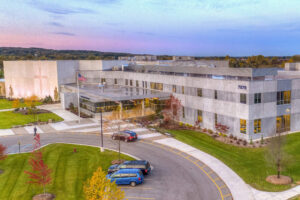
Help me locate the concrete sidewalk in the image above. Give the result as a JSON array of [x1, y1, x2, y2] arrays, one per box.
[[154, 138, 299, 200]]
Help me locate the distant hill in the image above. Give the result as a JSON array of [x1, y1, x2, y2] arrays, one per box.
[[0, 47, 297, 78]]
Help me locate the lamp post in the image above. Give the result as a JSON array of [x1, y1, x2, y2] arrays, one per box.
[[100, 108, 104, 152]]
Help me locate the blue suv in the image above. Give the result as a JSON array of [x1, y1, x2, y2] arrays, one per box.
[[106, 169, 144, 186]]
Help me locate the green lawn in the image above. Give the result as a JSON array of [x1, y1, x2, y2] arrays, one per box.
[[0, 111, 63, 129], [166, 129, 300, 192], [0, 144, 134, 200], [0, 99, 42, 110]]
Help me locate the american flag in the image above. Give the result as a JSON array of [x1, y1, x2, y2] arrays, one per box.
[[78, 73, 86, 81]]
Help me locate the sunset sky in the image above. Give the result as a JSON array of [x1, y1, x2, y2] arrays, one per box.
[[0, 0, 300, 56]]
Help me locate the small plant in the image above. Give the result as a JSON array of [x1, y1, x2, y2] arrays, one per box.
[[260, 135, 264, 144], [229, 134, 233, 139], [233, 136, 237, 140], [69, 103, 75, 110], [179, 122, 183, 126], [243, 140, 248, 146], [208, 129, 213, 134], [223, 133, 227, 137], [218, 132, 222, 136], [236, 141, 240, 145], [203, 128, 207, 133]]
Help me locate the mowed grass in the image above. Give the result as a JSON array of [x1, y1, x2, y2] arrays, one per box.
[[0, 99, 42, 110], [0, 144, 134, 200], [0, 111, 63, 129], [167, 129, 300, 192]]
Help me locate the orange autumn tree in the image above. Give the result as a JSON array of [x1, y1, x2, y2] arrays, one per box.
[[0, 143, 7, 161], [12, 99, 20, 109], [24, 134, 52, 195], [84, 167, 124, 200]]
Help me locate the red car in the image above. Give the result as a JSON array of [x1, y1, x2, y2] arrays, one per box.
[[112, 131, 137, 142]]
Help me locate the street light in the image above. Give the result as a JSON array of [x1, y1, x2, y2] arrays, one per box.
[[100, 108, 104, 152]]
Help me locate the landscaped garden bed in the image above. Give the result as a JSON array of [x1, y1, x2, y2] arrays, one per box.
[[0, 143, 134, 200], [162, 129, 300, 192]]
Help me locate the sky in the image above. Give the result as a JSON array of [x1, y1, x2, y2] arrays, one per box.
[[0, 0, 300, 56]]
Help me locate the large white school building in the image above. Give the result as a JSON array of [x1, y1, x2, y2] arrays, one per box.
[[4, 59, 300, 140]]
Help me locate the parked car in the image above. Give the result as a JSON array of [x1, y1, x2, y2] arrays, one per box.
[[124, 130, 138, 139], [112, 131, 137, 142], [106, 168, 144, 186], [108, 160, 151, 175]]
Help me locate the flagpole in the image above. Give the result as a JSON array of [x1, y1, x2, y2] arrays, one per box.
[[77, 71, 81, 124]]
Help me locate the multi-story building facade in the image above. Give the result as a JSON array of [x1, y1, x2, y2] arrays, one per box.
[[70, 61, 300, 141], [4, 59, 300, 140]]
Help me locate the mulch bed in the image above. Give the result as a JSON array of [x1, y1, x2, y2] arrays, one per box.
[[111, 159, 125, 165], [14, 109, 50, 115], [266, 175, 292, 185], [32, 193, 55, 200]]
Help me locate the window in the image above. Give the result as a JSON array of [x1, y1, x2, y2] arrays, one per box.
[[182, 107, 185, 118], [125, 79, 128, 85], [197, 88, 202, 97], [254, 93, 261, 104], [150, 82, 163, 90], [277, 91, 291, 105], [114, 78, 117, 85], [254, 119, 261, 134], [240, 93, 247, 104], [136, 80, 139, 87], [197, 110, 203, 122], [214, 90, 218, 99], [215, 113, 218, 126], [240, 119, 246, 134], [276, 115, 290, 133], [130, 80, 133, 86], [101, 78, 106, 84], [182, 86, 185, 94], [142, 81, 145, 88], [145, 81, 147, 88], [172, 85, 176, 93]]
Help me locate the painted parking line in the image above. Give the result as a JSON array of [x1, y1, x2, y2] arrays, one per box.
[[126, 197, 155, 200], [120, 187, 153, 190]]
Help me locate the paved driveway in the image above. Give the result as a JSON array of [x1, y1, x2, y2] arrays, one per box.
[[2, 133, 225, 200]]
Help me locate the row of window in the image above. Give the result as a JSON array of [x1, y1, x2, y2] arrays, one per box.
[[240, 114, 290, 134], [123, 79, 291, 105]]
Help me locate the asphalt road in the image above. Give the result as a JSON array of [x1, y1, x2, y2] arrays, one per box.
[[1, 133, 222, 200]]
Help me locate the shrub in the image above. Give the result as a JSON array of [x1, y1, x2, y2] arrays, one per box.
[[208, 129, 213, 134], [42, 95, 53, 104], [233, 136, 237, 140], [69, 103, 75, 110], [260, 135, 264, 144], [229, 134, 233, 139], [236, 141, 240, 145], [243, 140, 248, 146], [179, 122, 184, 126], [203, 128, 207, 133]]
